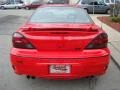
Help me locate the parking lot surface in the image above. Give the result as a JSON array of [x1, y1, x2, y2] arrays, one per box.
[[0, 10, 120, 90]]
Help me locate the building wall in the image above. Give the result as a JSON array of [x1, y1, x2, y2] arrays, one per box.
[[43, 0, 49, 3], [69, 0, 79, 4]]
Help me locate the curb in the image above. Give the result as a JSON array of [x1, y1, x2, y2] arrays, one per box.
[[109, 43, 120, 70], [111, 55, 120, 70]]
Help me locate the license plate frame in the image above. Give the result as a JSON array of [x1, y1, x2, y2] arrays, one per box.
[[49, 64, 71, 74]]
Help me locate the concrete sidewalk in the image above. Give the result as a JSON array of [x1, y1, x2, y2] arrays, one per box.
[[91, 14, 120, 69]]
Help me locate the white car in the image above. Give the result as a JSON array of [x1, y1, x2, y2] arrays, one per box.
[[78, 0, 120, 5], [0, 2, 23, 9]]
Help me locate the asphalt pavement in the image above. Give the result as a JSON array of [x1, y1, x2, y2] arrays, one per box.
[[0, 10, 120, 90], [90, 14, 120, 70]]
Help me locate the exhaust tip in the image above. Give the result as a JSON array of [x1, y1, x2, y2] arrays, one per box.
[[26, 75, 30, 79], [31, 76, 36, 79], [26, 75, 36, 79]]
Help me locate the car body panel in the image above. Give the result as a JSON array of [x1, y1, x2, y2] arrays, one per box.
[[11, 52, 109, 79], [24, 4, 40, 9], [11, 48, 109, 58], [18, 23, 102, 51]]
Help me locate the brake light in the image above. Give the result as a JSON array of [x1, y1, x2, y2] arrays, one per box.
[[12, 32, 35, 49], [86, 33, 108, 49]]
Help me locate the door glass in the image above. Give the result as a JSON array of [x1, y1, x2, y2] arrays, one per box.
[[89, 1, 98, 5], [94, 1, 98, 5]]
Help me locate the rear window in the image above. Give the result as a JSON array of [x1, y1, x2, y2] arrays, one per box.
[[29, 6, 93, 24]]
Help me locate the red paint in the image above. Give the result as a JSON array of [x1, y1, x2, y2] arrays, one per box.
[[24, 4, 41, 9], [10, 5, 110, 80]]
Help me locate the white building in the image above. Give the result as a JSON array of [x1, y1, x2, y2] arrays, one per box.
[[69, 0, 80, 4]]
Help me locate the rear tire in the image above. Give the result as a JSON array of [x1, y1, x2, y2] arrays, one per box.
[[25, 7, 30, 10], [84, 8, 89, 13], [15, 6, 20, 9], [1, 6, 5, 10], [106, 9, 110, 14]]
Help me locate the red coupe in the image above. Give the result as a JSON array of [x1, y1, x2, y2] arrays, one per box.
[[10, 5, 110, 80]]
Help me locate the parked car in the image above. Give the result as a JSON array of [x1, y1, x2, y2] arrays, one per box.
[[77, 0, 110, 14], [0, 2, 23, 9], [47, 0, 69, 4], [103, 0, 120, 5], [10, 5, 110, 80], [23, 0, 43, 9], [0, 1, 6, 5]]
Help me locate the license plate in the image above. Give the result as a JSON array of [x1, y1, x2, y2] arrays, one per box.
[[50, 65, 71, 74]]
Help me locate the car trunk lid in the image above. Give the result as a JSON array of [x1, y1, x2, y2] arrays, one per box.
[[19, 23, 100, 51]]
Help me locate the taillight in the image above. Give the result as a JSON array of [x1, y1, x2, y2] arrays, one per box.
[[86, 33, 108, 49], [12, 32, 35, 49]]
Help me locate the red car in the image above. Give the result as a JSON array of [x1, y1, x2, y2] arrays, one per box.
[[23, 0, 43, 9], [23, 4, 40, 9], [10, 5, 110, 80]]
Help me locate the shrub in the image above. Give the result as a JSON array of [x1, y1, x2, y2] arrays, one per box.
[[111, 16, 120, 22]]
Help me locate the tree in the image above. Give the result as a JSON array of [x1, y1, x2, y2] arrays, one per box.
[[110, 3, 120, 17]]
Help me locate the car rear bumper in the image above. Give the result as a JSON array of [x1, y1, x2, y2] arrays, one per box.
[[10, 48, 110, 80]]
